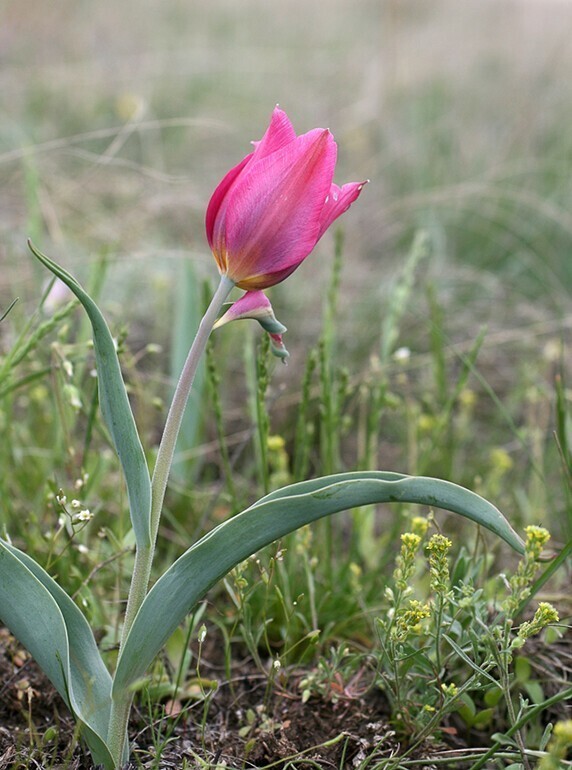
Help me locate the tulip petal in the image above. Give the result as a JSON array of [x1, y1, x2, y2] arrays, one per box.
[[213, 290, 287, 334], [223, 128, 337, 290], [317, 181, 368, 240], [205, 153, 253, 254], [206, 107, 296, 259], [213, 290, 290, 360], [250, 106, 296, 161]]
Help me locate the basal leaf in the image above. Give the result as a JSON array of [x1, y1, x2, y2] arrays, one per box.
[[114, 472, 523, 692], [0, 540, 119, 768], [28, 241, 151, 549], [249, 472, 524, 550]]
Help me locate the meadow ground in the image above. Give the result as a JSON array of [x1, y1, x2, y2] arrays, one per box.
[[0, 1, 571, 767]]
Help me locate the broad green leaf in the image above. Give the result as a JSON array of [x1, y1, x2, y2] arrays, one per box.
[[114, 472, 523, 692], [0, 540, 120, 768], [249, 471, 524, 551], [28, 242, 151, 549]]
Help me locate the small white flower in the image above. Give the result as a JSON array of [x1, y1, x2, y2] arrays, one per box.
[[393, 346, 411, 363]]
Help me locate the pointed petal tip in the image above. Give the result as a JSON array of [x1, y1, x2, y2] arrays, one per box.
[[269, 332, 290, 361]]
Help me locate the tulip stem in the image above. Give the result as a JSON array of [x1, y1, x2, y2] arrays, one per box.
[[120, 274, 234, 647], [110, 274, 234, 767]]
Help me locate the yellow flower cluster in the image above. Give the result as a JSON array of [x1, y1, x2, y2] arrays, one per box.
[[512, 602, 560, 649], [391, 599, 431, 642], [393, 532, 422, 591], [426, 534, 453, 595], [504, 526, 551, 617], [523, 525, 550, 561]]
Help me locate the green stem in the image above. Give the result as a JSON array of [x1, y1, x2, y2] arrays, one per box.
[[150, 274, 235, 546], [434, 594, 444, 674], [499, 621, 531, 770], [120, 274, 233, 645], [106, 691, 130, 769], [108, 275, 233, 767]]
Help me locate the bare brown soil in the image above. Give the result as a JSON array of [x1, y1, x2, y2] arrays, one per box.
[[0, 627, 444, 770], [2, 623, 570, 769]]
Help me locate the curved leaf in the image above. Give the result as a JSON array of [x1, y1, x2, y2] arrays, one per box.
[[248, 470, 404, 506], [0, 540, 119, 768], [28, 241, 151, 549], [114, 472, 523, 692], [248, 472, 523, 550]]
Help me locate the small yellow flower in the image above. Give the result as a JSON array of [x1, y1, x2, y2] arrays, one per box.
[[524, 526, 550, 560], [392, 599, 431, 642], [553, 720, 572, 742], [512, 602, 559, 649], [418, 414, 435, 433], [538, 719, 572, 769], [401, 532, 422, 550], [458, 388, 476, 410], [267, 435, 286, 452]]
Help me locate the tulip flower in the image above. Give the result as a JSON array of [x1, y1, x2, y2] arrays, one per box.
[[206, 106, 367, 291], [207, 106, 366, 358]]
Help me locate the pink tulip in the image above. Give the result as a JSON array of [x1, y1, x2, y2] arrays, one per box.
[[206, 107, 366, 291]]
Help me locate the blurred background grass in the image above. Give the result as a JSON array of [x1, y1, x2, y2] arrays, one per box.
[[3, 0, 572, 313], [1, 0, 571, 535]]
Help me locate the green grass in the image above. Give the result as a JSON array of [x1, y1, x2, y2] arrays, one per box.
[[1, 1, 572, 767]]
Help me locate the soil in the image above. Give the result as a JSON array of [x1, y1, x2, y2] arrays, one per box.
[[0, 626, 446, 770], [1, 624, 570, 769]]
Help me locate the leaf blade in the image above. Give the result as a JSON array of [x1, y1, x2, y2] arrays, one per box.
[[114, 472, 523, 692], [28, 241, 151, 548], [0, 540, 117, 767]]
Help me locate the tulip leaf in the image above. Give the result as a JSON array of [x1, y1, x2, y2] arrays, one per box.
[[114, 472, 523, 692], [0, 540, 120, 768], [248, 471, 524, 550], [28, 241, 151, 549]]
